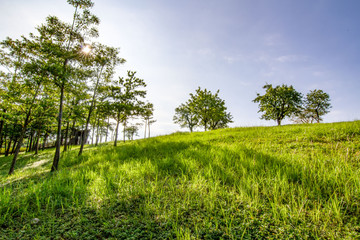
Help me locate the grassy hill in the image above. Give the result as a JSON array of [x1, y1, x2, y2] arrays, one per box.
[[1, 121, 359, 239]]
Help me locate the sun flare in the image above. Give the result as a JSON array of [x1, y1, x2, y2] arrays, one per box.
[[81, 45, 91, 54]]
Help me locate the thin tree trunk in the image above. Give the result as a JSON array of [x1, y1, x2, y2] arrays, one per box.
[[42, 132, 48, 150], [105, 117, 109, 143], [11, 139, 18, 154], [95, 118, 100, 146], [79, 66, 104, 156], [5, 139, 12, 157], [28, 129, 34, 152], [63, 121, 70, 152], [144, 119, 147, 138], [9, 111, 32, 175], [32, 131, 39, 152], [51, 84, 65, 172], [26, 135, 30, 152], [34, 130, 40, 155], [148, 122, 150, 138], [123, 121, 126, 143], [114, 119, 120, 147], [0, 110, 5, 150]]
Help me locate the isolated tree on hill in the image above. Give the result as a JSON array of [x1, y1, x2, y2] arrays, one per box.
[[173, 103, 198, 132], [304, 89, 331, 123], [174, 87, 232, 131], [190, 87, 233, 131], [253, 84, 303, 126]]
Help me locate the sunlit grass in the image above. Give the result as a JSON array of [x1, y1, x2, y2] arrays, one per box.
[[1, 121, 359, 239]]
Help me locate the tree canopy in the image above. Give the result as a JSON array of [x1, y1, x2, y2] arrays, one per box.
[[174, 87, 233, 131], [253, 84, 303, 126]]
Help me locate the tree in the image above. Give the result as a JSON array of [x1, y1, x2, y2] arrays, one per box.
[[173, 103, 198, 132], [253, 84, 303, 126], [109, 71, 147, 146], [36, 0, 100, 171], [124, 124, 141, 141], [174, 87, 233, 131], [78, 43, 124, 156], [304, 89, 331, 123], [141, 102, 155, 138]]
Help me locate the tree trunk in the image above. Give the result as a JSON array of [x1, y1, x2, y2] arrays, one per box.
[[63, 121, 70, 152], [95, 118, 100, 146], [9, 112, 31, 175], [148, 122, 150, 138], [277, 119, 281, 126], [32, 131, 39, 152], [144, 119, 147, 138], [114, 119, 120, 147], [42, 132, 48, 150], [34, 130, 40, 155], [79, 65, 104, 156], [0, 110, 5, 150], [51, 84, 65, 172], [11, 139, 18, 154], [5, 138, 12, 157], [123, 121, 126, 143], [105, 117, 109, 143], [27, 129, 34, 152]]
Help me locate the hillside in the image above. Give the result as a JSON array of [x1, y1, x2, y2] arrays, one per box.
[[1, 121, 360, 239]]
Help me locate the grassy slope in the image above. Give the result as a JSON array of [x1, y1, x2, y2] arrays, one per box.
[[0, 121, 359, 239]]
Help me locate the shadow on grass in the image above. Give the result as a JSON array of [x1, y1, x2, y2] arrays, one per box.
[[1, 136, 358, 239]]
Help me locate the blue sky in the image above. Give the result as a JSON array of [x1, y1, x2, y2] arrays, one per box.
[[1, 0, 359, 136]]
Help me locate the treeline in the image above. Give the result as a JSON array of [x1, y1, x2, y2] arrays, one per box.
[[0, 0, 154, 175], [173, 84, 331, 131]]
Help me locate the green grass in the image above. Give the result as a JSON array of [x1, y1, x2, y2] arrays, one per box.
[[1, 121, 360, 239]]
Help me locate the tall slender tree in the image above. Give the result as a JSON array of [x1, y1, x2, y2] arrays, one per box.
[[78, 43, 124, 156], [34, 0, 100, 171]]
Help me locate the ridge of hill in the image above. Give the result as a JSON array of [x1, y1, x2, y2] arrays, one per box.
[[1, 121, 360, 239]]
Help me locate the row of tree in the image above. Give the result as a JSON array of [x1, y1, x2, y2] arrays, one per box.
[[173, 84, 331, 132], [253, 84, 331, 125], [0, 0, 155, 175]]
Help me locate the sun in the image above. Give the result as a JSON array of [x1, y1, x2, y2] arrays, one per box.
[[81, 44, 91, 54]]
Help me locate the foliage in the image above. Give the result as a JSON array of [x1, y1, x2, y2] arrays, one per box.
[[174, 87, 233, 131], [292, 89, 332, 124], [253, 83, 303, 125], [173, 103, 198, 132], [108, 71, 147, 146], [1, 121, 359, 239], [304, 89, 331, 123]]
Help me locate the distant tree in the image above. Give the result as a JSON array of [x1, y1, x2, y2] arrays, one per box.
[[109, 71, 147, 146], [304, 89, 331, 123], [253, 84, 303, 126], [124, 124, 141, 141], [141, 102, 155, 138], [174, 87, 232, 131], [191, 87, 233, 131], [291, 89, 331, 124], [173, 103, 198, 132]]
